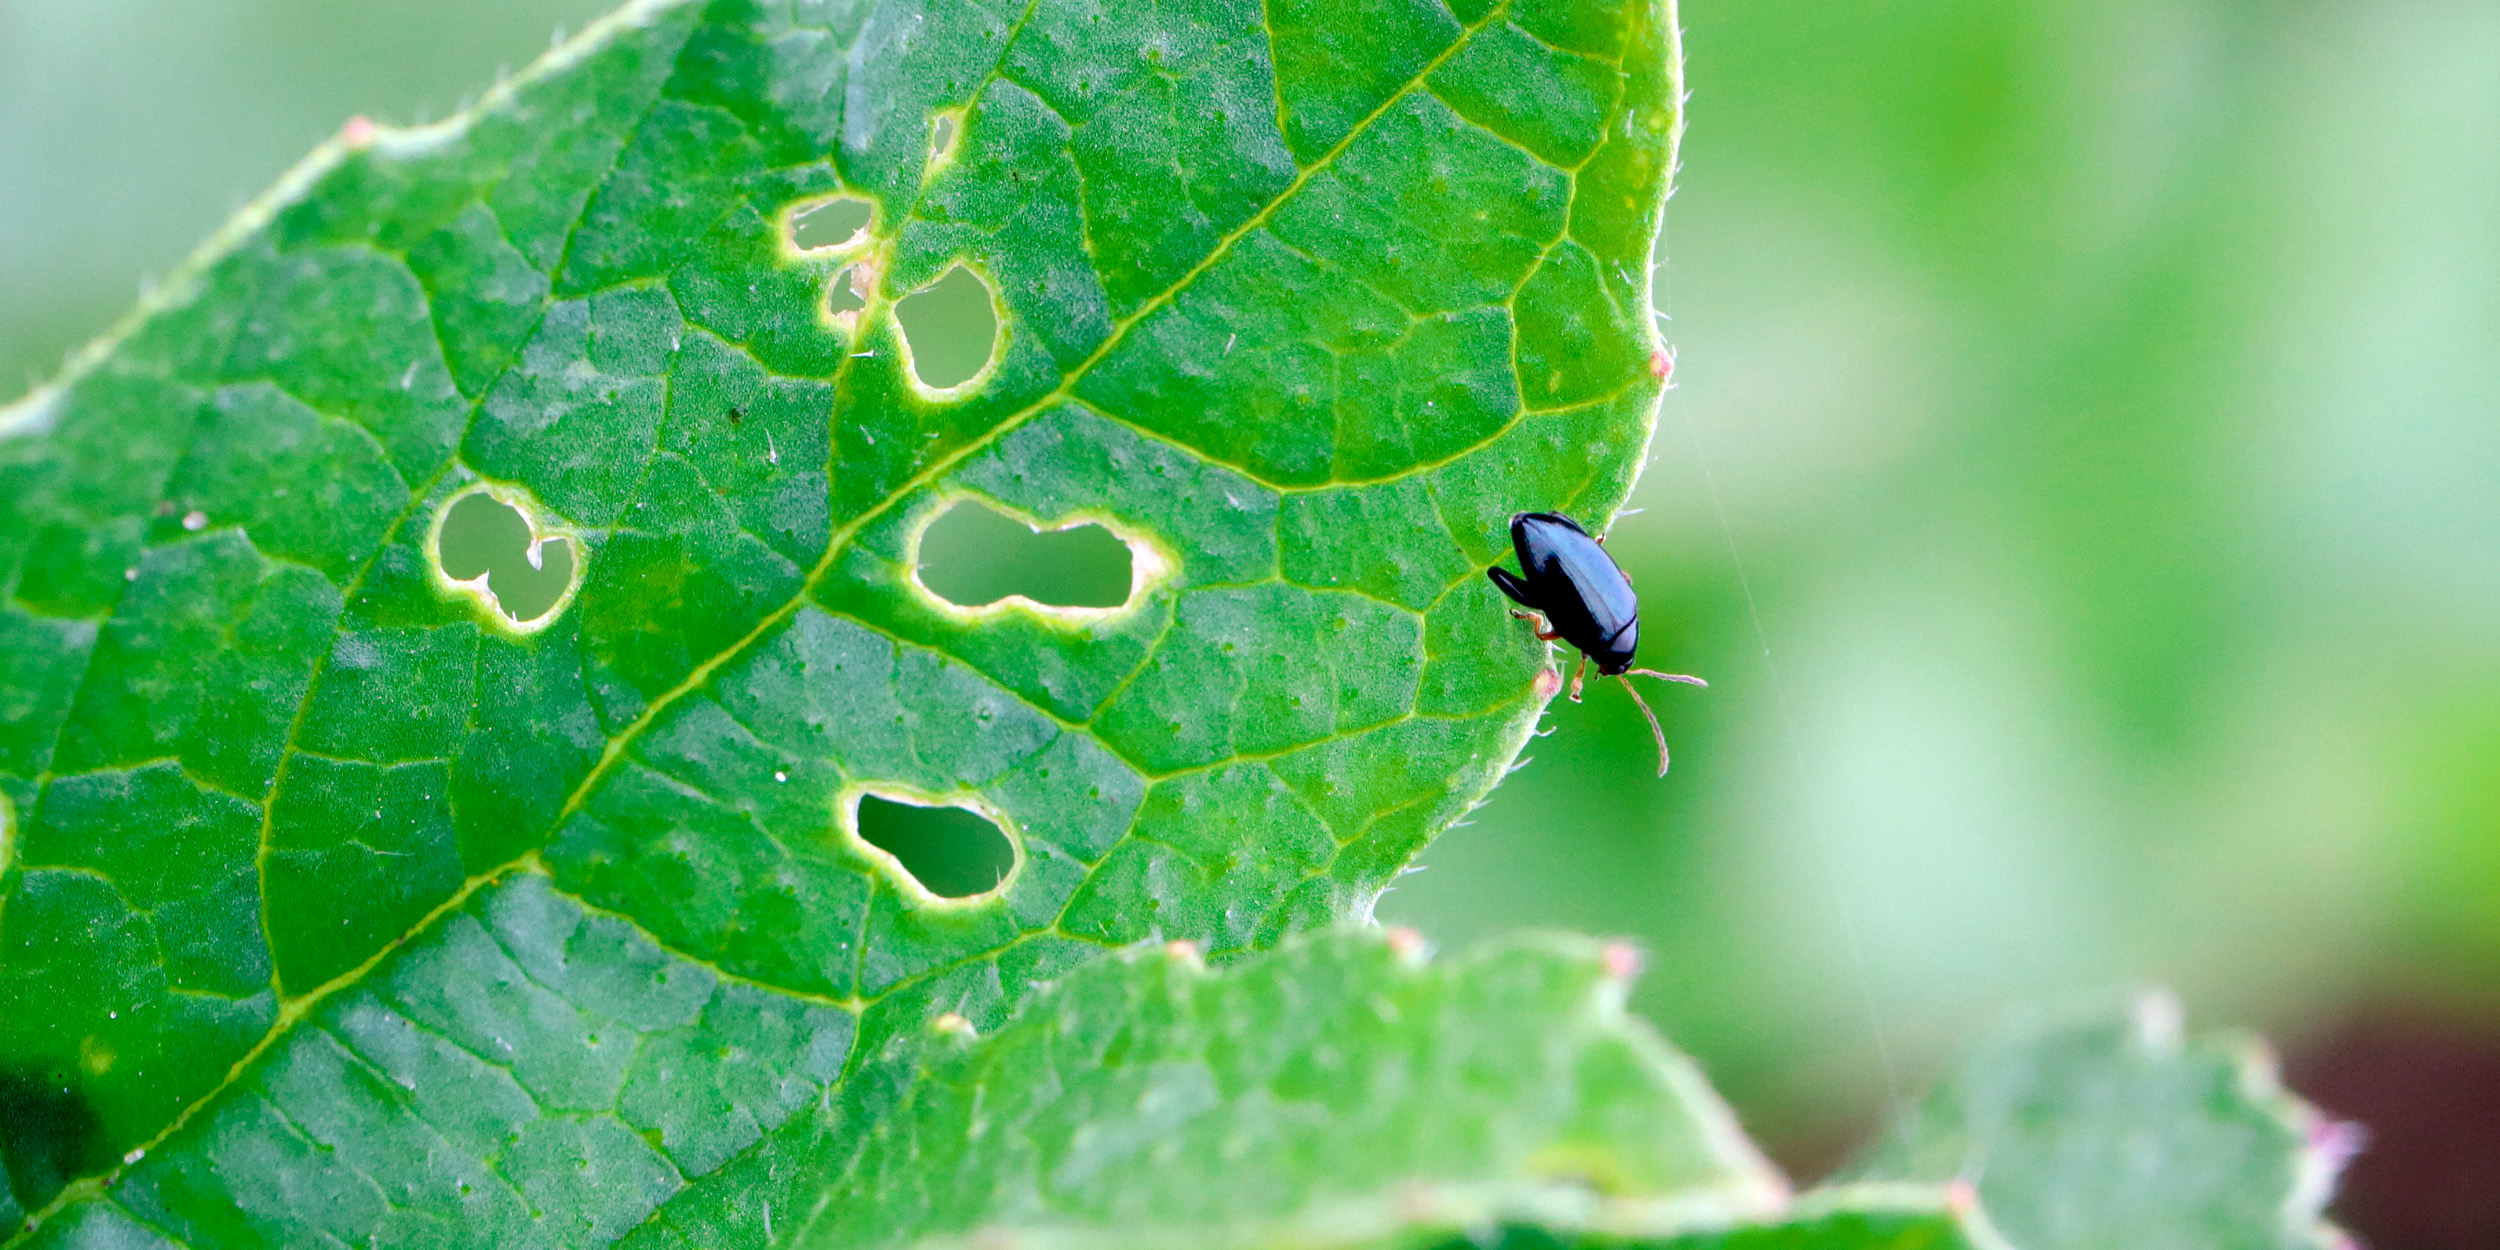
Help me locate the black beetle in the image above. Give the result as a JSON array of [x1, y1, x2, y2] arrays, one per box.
[[1488, 511, 1705, 776]]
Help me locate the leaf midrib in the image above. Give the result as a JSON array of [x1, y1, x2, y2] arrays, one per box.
[[559, 0, 1518, 832]]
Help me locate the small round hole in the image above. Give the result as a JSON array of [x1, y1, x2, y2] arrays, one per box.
[[918, 501, 1132, 610], [854, 793, 1014, 899], [825, 264, 870, 315], [894, 264, 999, 391], [930, 111, 961, 164], [436, 492, 574, 625]]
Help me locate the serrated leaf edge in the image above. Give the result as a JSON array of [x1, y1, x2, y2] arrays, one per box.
[[2124, 993, 2361, 1250]]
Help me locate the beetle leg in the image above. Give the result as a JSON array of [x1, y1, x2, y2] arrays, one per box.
[[1510, 609, 1565, 642], [1569, 654, 1589, 702]]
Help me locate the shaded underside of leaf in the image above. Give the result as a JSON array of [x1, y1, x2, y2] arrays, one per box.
[[0, 0, 1684, 1240], [1843, 993, 2354, 1250]]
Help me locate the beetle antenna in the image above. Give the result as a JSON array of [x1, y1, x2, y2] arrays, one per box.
[[1617, 675, 1672, 777], [1627, 668, 1708, 688], [1615, 669, 1706, 777]]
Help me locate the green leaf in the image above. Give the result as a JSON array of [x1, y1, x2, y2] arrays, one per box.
[[1408, 1192, 2008, 1250], [1632, 1200, 2000, 1250], [0, 0, 1681, 1239], [1843, 994, 2355, 1250], [790, 930, 1785, 1250], [768, 934, 2039, 1250]]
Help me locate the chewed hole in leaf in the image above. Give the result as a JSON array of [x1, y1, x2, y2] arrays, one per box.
[[434, 490, 577, 628], [930, 109, 961, 165], [852, 793, 1015, 899], [789, 194, 874, 252], [825, 264, 870, 316], [918, 500, 1133, 610], [895, 264, 999, 391]]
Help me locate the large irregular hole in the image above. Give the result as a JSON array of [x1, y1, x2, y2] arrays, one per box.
[[436, 492, 574, 625], [788, 194, 874, 252], [855, 794, 1014, 899], [894, 264, 998, 390], [918, 500, 1133, 610]]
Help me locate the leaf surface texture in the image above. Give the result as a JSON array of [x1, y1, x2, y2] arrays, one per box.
[[0, 0, 1682, 1240]]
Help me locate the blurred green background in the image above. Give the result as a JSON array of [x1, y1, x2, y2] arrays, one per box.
[[7, 0, 2497, 1242]]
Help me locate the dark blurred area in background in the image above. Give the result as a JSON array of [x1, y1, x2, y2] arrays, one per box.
[[7, 0, 2498, 1243], [2290, 1002, 2500, 1247]]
